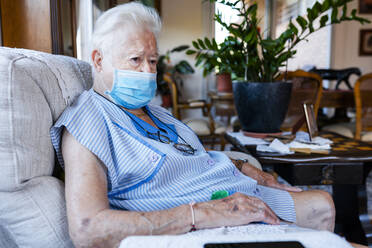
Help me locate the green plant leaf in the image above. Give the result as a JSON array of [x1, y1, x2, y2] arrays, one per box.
[[307, 8, 314, 22], [171, 45, 189, 52], [320, 14, 329, 27], [204, 38, 213, 49], [197, 39, 206, 49], [192, 41, 200, 50], [331, 8, 339, 23], [212, 38, 218, 50], [174, 60, 195, 74], [322, 0, 331, 12], [296, 16, 308, 31], [288, 21, 298, 36], [247, 4, 258, 15], [312, 1, 322, 14], [186, 50, 196, 55], [340, 4, 348, 21]]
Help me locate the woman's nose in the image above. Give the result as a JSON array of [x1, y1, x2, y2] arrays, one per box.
[[141, 60, 156, 73]]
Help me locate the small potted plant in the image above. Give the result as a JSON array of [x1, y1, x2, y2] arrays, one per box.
[[187, 0, 370, 133], [157, 45, 195, 108], [187, 38, 240, 92]]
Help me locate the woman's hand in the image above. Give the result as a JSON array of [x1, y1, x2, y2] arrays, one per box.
[[240, 162, 302, 192], [195, 192, 280, 229]]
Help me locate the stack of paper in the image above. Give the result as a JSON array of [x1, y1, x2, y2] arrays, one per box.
[[228, 131, 333, 155]]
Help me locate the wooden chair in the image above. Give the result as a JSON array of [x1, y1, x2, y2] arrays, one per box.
[[163, 73, 227, 150], [322, 73, 372, 142], [354, 73, 372, 140], [324, 73, 372, 141], [277, 70, 323, 132]]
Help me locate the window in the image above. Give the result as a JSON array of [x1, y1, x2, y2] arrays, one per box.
[[214, 0, 242, 44], [273, 0, 331, 71]]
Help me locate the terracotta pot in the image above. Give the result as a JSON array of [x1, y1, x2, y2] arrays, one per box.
[[161, 94, 172, 108], [216, 73, 232, 92]]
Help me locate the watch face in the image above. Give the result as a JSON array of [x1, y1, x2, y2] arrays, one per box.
[[204, 241, 305, 248]]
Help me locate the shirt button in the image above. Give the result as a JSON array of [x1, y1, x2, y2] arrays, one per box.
[[207, 159, 215, 166], [150, 154, 158, 162], [233, 168, 240, 177], [253, 188, 260, 195]]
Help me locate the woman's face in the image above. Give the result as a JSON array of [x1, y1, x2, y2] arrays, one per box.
[[95, 27, 158, 91]]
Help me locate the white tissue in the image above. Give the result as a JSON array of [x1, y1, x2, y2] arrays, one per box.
[[257, 139, 294, 154], [227, 132, 269, 145]]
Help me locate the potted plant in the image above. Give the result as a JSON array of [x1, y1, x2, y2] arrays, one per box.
[[157, 45, 195, 108], [187, 39, 240, 92], [187, 0, 370, 133]]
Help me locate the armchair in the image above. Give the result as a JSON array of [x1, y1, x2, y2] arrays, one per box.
[[0, 47, 92, 247]]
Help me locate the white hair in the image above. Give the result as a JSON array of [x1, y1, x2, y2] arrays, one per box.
[[91, 2, 162, 57]]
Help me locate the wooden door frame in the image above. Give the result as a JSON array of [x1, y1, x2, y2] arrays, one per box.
[[50, 0, 77, 57]]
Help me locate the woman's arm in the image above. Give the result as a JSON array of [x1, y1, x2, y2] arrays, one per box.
[[231, 159, 302, 192], [63, 130, 280, 248]]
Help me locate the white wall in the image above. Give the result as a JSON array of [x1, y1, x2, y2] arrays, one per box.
[[158, 0, 213, 118], [331, 0, 372, 88]]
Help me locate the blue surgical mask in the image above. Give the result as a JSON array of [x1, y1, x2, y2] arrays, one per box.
[[105, 69, 157, 109]]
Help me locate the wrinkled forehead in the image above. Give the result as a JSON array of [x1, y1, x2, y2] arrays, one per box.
[[109, 27, 158, 58]]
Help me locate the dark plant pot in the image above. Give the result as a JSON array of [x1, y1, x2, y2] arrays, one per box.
[[233, 81, 292, 133], [216, 73, 232, 92]]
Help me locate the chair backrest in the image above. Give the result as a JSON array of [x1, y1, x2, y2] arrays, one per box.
[[0, 47, 92, 190], [354, 73, 372, 140], [163, 73, 181, 119], [0, 47, 92, 247], [277, 70, 323, 131]]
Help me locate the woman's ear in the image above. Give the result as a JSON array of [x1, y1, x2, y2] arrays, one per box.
[[92, 49, 103, 72]]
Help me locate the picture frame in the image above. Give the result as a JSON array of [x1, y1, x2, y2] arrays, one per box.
[[359, 0, 372, 14], [303, 102, 318, 141], [359, 29, 372, 56]]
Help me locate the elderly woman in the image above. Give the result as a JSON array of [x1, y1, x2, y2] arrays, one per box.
[[50, 2, 335, 248]]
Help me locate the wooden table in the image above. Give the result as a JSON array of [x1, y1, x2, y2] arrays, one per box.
[[225, 131, 372, 245]]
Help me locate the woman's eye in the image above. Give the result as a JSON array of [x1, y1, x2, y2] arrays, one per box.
[[131, 57, 140, 63], [151, 59, 158, 65]]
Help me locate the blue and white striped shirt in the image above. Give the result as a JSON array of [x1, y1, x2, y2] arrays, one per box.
[[50, 89, 296, 222]]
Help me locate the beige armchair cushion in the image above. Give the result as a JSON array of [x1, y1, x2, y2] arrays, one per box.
[[0, 47, 92, 247]]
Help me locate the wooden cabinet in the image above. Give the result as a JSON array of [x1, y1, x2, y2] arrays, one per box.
[[0, 0, 76, 56]]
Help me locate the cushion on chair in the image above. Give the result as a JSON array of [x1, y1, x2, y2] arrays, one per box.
[[321, 122, 354, 138], [361, 131, 372, 142], [214, 122, 227, 135], [183, 118, 211, 135], [0, 47, 92, 247]]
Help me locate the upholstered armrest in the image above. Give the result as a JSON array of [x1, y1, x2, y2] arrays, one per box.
[[0, 176, 73, 247]]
